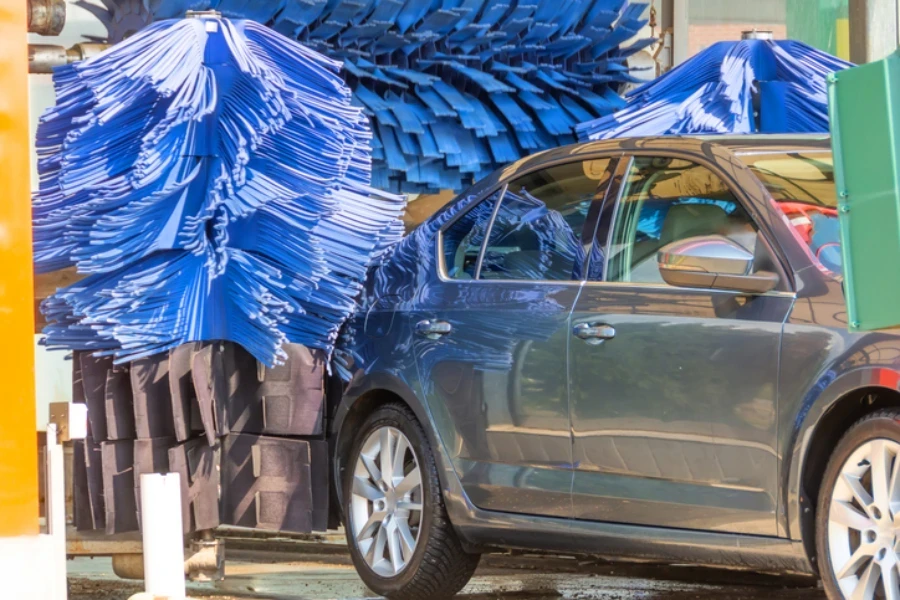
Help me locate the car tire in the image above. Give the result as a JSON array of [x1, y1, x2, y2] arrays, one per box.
[[817, 409, 900, 600], [342, 402, 480, 599]]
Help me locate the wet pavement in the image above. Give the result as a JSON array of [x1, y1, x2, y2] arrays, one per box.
[[68, 547, 828, 600]]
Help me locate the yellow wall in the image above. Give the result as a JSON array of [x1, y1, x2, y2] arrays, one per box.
[[836, 17, 850, 61], [0, 2, 39, 536]]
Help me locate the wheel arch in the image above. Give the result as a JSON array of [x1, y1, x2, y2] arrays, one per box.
[[331, 372, 456, 516], [788, 367, 900, 572]]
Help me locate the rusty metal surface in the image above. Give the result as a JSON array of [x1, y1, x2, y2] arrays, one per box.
[[27, 0, 65, 35], [110, 554, 143, 580], [28, 43, 67, 72], [66, 526, 142, 556]]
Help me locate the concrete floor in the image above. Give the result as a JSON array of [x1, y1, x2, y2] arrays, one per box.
[[67, 547, 828, 600]]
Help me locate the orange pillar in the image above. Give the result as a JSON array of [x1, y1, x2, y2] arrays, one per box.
[[0, 2, 39, 536]]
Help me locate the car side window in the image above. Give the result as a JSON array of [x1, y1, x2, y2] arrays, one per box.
[[442, 191, 502, 280], [479, 159, 614, 281], [607, 157, 759, 284]]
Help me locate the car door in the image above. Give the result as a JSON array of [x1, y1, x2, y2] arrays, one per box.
[[412, 157, 618, 518], [568, 154, 795, 536]]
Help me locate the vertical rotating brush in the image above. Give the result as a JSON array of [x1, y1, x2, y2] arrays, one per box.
[[34, 15, 407, 366]]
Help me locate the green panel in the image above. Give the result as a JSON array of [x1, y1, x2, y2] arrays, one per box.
[[829, 51, 900, 331], [787, 0, 848, 56], [689, 0, 786, 24]]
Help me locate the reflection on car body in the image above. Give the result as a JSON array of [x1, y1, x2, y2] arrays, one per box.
[[334, 135, 900, 600]]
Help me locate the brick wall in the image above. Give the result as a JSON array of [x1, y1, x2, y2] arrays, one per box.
[[688, 23, 788, 56]]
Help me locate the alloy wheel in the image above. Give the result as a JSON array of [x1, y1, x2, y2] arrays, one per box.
[[828, 438, 900, 600], [349, 425, 424, 577]]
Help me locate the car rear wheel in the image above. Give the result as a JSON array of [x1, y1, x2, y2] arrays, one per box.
[[343, 402, 480, 599], [817, 409, 900, 600]]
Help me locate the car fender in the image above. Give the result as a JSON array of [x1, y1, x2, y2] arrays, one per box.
[[331, 369, 472, 524], [332, 370, 427, 441], [786, 365, 900, 540]]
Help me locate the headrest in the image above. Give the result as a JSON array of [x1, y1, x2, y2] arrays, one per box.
[[660, 203, 729, 244]]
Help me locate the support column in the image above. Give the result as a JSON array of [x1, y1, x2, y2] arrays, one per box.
[[0, 1, 39, 537], [672, 0, 689, 66], [850, 0, 900, 63]]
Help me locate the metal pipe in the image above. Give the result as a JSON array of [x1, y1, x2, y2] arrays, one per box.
[[29, 43, 109, 73], [671, 0, 689, 66], [27, 0, 66, 36], [70, 43, 109, 62], [28, 44, 66, 73]]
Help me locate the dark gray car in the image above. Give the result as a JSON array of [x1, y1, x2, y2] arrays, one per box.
[[333, 135, 898, 600]]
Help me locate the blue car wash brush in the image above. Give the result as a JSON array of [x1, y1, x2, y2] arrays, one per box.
[[33, 13, 407, 366], [578, 36, 852, 140], [79, 0, 654, 192]]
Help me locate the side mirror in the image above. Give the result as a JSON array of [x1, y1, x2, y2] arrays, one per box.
[[657, 235, 779, 294]]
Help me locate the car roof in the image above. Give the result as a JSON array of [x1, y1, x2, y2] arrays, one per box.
[[694, 133, 831, 153], [506, 134, 831, 172]]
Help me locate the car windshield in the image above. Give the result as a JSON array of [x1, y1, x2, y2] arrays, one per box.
[[740, 151, 841, 275]]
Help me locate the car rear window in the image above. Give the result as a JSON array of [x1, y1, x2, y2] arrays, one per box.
[[740, 151, 842, 275]]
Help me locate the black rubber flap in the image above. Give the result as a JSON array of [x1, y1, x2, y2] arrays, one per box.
[[259, 345, 326, 436], [221, 434, 314, 532], [73, 435, 106, 531], [226, 343, 326, 436], [80, 353, 112, 441], [169, 343, 205, 442], [309, 439, 329, 532], [101, 440, 138, 534], [131, 353, 175, 439], [221, 343, 260, 434], [191, 344, 230, 445], [72, 350, 86, 405], [104, 365, 135, 440], [168, 438, 221, 534]]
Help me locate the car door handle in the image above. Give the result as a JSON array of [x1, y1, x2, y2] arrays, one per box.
[[416, 319, 453, 340], [573, 322, 615, 345]]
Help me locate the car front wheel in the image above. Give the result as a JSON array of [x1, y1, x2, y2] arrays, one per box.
[[818, 409, 900, 600], [343, 402, 480, 599]]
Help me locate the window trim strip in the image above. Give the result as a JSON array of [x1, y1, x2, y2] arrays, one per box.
[[474, 183, 507, 280]]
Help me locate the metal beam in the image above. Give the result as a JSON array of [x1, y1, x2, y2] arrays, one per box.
[[672, 0, 689, 65]]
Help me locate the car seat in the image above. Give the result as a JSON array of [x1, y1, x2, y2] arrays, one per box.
[[629, 203, 731, 274]]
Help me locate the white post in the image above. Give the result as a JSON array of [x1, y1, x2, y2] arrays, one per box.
[[45, 424, 67, 600], [140, 473, 186, 599]]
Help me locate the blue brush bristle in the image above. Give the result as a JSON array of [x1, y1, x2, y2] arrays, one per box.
[[577, 39, 852, 140], [78, 0, 652, 192], [35, 16, 407, 365]]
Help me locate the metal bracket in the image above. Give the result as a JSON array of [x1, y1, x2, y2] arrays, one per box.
[[49, 401, 87, 443], [185, 533, 225, 581], [185, 10, 223, 18]]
